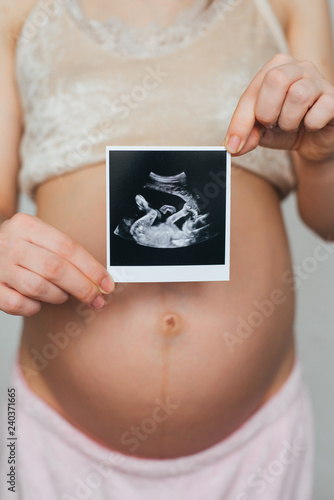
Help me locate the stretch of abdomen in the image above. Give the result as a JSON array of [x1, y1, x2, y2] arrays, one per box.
[[19, 163, 296, 458]]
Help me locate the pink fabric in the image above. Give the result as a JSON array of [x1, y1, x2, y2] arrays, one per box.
[[0, 359, 313, 500]]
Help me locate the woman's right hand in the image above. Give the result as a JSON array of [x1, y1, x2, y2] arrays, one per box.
[[0, 213, 115, 317]]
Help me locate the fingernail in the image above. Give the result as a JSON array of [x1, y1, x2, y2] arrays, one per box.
[[226, 135, 242, 154], [91, 295, 105, 310], [99, 277, 115, 295]]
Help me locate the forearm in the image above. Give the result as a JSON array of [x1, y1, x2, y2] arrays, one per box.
[[294, 152, 334, 241]]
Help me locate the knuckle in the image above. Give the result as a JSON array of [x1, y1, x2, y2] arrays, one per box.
[[3, 293, 24, 314], [10, 213, 23, 227], [303, 118, 318, 132], [26, 275, 46, 297], [271, 53, 293, 66], [322, 93, 334, 112], [288, 83, 311, 106], [265, 67, 290, 89], [43, 257, 64, 280], [299, 60, 316, 73], [11, 213, 32, 229], [256, 116, 270, 127], [277, 117, 298, 133], [255, 109, 275, 126], [58, 236, 76, 259]]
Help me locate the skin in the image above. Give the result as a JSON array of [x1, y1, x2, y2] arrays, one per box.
[[0, 0, 334, 459]]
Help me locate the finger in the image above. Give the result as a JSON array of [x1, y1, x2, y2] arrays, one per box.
[[10, 214, 115, 294], [2, 265, 69, 305], [232, 122, 265, 156], [16, 241, 106, 307], [0, 283, 41, 317], [303, 92, 334, 131], [224, 54, 295, 153], [224, 91, 258, 154], [278, 78, 323, 132], [255, 63, 305, 128], [259, 126, 299, 151]]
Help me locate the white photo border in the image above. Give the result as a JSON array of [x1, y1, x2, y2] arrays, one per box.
[[106, 146, 231, 283]]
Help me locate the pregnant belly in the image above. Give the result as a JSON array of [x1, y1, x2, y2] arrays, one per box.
[[19, 164, 296, 458]]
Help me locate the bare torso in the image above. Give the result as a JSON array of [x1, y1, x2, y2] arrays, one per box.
[[18, 0, 296, 459]]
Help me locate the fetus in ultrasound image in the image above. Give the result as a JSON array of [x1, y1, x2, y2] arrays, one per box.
[[114, 171, 217, 249]]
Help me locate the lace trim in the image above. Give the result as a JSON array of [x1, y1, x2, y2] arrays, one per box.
[[65, 0, 233, 58]]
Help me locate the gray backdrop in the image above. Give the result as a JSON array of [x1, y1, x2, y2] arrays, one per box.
[[1, 3, 334, 498]]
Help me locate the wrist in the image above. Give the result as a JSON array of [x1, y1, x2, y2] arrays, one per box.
[[294, 143, 334, 167], [293, 151, 334, 185]]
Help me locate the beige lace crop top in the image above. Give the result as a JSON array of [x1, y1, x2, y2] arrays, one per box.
[[16, 0, 296, 199]]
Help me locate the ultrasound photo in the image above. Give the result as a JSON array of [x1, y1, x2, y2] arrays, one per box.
[[106, 147, 231, 282]]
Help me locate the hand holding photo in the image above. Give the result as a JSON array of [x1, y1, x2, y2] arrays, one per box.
[[106, 146, 231, 282]]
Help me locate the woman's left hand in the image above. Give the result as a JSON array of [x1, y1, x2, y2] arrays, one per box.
[[224, 53, 334, 163]]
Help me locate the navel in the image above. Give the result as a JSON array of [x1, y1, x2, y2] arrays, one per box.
[[161, 313, 182, 338]]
